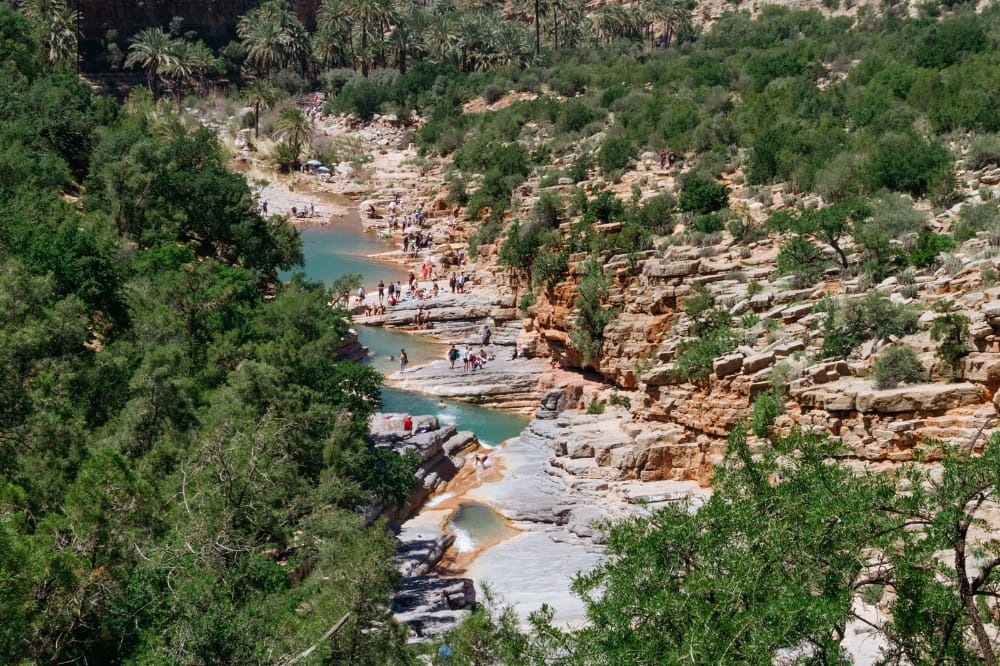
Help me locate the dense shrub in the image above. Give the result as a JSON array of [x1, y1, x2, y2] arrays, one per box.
[[953, 202, 1000, 243], [635, 193, 677, 234], [332, 77, 385, 120], [318, 68, 358, 95], [750, 388, 785, 438], [570, 259, 613, 367], [670, 327, 740, 385], [482, 83, 505, 105], [776, 236, 830, 288], [820, 293, 919, 358], [866, 132, 952, 197], [930, 300, 970, 378], [908, 230, 955, 268], [967, 134, 1000, 170], [691, 210, 726, 233], [679, 176, 728, 214], [597, 135, 635, 174], [556, 99, 602, 134], [873, 346, 927, 389], [588, 190, 625, 223]]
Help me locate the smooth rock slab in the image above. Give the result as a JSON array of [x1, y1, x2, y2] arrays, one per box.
[[463, 531, 603, 628], [855, 383, 983, 413]]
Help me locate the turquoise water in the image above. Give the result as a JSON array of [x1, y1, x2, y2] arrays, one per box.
[[381, 387, 528, 447], [295, 223, 409, 289], [448, 502, 519, 552], [289, 222, 528, 448]]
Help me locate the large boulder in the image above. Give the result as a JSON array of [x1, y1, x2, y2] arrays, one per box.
[[960, 353, 1000, 383], [855, 383, 983, 414]]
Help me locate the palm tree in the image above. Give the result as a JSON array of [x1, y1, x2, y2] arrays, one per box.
[[242, 79, 281, 139], [125, 27, 177, 99], [343, 0, 395, 75], [271, 106, 313, 163], [237, 0, 310, 77], [386, 11, 426, 74], [316, 0, 354, 68], [19, 0, 79, 63], [649, 0, 693, 48]]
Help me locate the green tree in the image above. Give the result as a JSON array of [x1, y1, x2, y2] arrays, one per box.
[[124, 27, 177, 99], [242, 78, 281, 139], [573, 426, 892, 663], [929, 300, 970, 379], [569, 258, 613, 367]]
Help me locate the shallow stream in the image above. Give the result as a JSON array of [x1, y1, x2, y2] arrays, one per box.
[[287, 219, 528, 448]]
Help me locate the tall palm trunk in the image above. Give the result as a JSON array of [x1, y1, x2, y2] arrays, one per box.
[[534, 0, 540, 57]]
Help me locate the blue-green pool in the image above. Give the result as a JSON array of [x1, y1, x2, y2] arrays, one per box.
[[287, 221, 529, 447]]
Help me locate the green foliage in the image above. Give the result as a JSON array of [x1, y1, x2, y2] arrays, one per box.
[[569, 258, 613, 367], [679, 175, 728, 214], [556, 98, 602, 134], [333, 76, 386, 121], [531, 248, 569, 290], [820, 293, 919, 358], [586, 399, 605, 415], [0, 24, 415, 664], [749, 388, 785, 438], [608, 392, 631, 409], [518, 291, 536, 314], [908, 230, 955, 268], [866, 131, 952, 197], [596, 135, 635, 174], [670, 326, 739, 385], [967, 133, 1000, 170], [953, 202, 1000, 243], [689, 212, 725, 234], [634, 193, 677, 234], [929, 300, 970, 378], [572, 426, 891, 663], [586, 190, 625, 223], [776, 235, 830, 288], [873, 345, 927, 389]]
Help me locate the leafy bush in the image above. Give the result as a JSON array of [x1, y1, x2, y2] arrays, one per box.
[[679, 176, 728, 214], [332, 77, 385, 121], [532, 191, 564, 229], [532, 249, 569, 290], [873, 346, 927, 389], [556, 99, 601, 134], [519, 291, 536, 314], [635, 193, 677, 234], [750, 388, 785, 438], [588, 190, 625, 223], [967, 134, 1000, 170], [953, 202, 1000, 243], [569, 259, 613, 367], [690, 213, 725, 234], [586, 399, 606, 415], [908, 230, 955, 268], [550, 67, 589, 96], [866, 132, 952, 197], [483, 83, 505, 105], [930, 300, 970, 379], [776, 236, 829, 288], [670, 327, 740, 385], [608, 392, 631, 409], [597, 136, 635, 174], [319, 68, 358, 95], [569, 153, 591, 182], [820, 293, 919, 358]]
